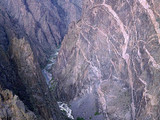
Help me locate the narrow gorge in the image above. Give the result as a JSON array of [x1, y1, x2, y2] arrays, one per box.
[[0, 0, 160, 120]]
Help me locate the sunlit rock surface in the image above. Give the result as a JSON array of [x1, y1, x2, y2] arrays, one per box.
[[0, 88, 37, 120], [53, 0, 160, 120]]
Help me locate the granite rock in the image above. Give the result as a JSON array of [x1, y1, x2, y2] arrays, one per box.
[[53, 0, 160, 119], [0, 87, 37, 120]]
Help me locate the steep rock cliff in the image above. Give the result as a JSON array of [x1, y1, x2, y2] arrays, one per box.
[[9, 37, 63, 120], [0, 0, 66, 66], [53, 0, 160, 120], [0, 5, 66, 120], [57, 0, 82, 26], [0, 46, 30, 109]]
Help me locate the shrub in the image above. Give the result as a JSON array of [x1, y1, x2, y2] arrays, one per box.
[[76, 117, 85, 120], [94, 111, 101, 116]]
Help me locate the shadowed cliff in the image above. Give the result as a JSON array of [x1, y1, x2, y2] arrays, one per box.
[[0, 1, 68, 119]]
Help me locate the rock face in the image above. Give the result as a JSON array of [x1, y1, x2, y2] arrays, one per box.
[[57, 0, 82, 26], [0, 0, 84, 119], [9, 37, 64, 120], [0, 87, 37, 120], [0, 5, 30, 103], [0, 0, 66, 66], [53, 0, 160, 120], [0, 4, 66, 120], [0, 45, 30, 109]]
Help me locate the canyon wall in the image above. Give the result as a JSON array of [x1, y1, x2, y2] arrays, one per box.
[[0, 0, 66, 67], [57, 0, 82, 26], [0, 0, 83, 119], [0, 2, 67, 120], [53, 0, 160, 120]]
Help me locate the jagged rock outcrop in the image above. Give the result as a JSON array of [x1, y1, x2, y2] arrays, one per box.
[[57, 0, 82, 26], [0, 87, 37, 120], [53, 0, 160, 120], [0, 7, 35, 114], [9, 37, 64, 120], [0, 4, 66, 120], [0, 0, 66, 67], [0, 45, 30, 108]]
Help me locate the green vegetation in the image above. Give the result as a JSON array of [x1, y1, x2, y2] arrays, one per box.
[[49, 78, 57, 92], [62, 110, 66, 113], [89, 116, 92, 119], [76, 117, 85, 120], [94, 111, 101, 116], [51, 76, 54, 81]]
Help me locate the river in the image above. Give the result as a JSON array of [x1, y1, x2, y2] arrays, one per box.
[[42, 48, 74, 119]]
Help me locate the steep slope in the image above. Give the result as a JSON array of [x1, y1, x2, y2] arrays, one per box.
[[0, 5, 66, 120], [0, 7, 34, 114], [0, 46, 30, 110], [9, 37, 63, 120], [0, 0, 66, 67], [57, 0, 82, 26], [53, 0, 160, 120]]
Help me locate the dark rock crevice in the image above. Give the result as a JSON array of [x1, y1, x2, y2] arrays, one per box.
[[0, 1, 70, 119]]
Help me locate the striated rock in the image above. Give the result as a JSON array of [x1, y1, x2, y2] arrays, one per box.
[[0, 5, 66, 120], [53, 0, 160, 120], [9, 36, 66, 120], [0, 45, 31, 108], [0, 0, 66, 66], [0, 6, 34, 111], [0, 87, 37, 120]]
